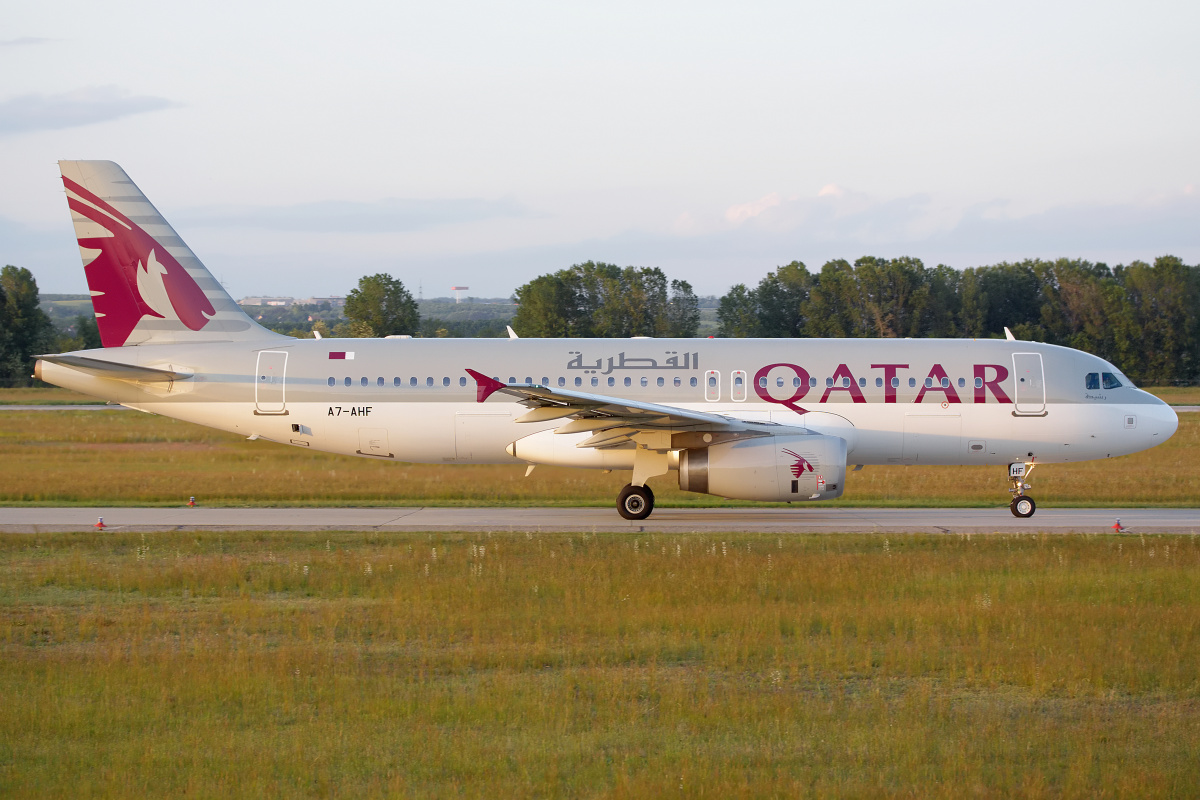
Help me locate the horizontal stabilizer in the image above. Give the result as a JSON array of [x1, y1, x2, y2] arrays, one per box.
[[35, 354, 190, 382]]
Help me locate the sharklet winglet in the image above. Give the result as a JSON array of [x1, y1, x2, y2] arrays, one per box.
[[466, 369, 506, 403]]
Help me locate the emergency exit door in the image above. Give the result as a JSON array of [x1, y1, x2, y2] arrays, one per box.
[[1011, 353, 1045, 415], [254, 350, 288, 415]]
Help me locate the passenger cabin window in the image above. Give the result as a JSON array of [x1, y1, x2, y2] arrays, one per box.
[[574, 377, 582, 387], [690, 377, 698, 387], [361, 377, 369, 387], [809, 377, 817, 388], [591, 377, 599, 387], [459, 377, 467, 387], [442, 377, 450, 387], [876, 377, 883, 387], [1102, 372, 1122, 389], [975, 377, 984, 389], [958, 378, 966, 388], [656, 377, 664, 387], [731, 370, 747, 402], [328, 377, 335, 387], [641, 377, 648, 387], [1086, 373, 1100, 390], [377, 377, 384, 387], [410, 377, 418, 387], [394, 377, 402, 387], [344, 377, 352, 387], [673, 377, 681, 387], [624, 377, 631, 387], [909, 378, 916, 388], [426, 377, 434, 387], [558, 377, 566, 387], [892, 377, 900, 388], [608, 377, 615, 387]]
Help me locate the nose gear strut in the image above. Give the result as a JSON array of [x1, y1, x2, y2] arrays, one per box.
[[1008, 461, 1037, 517]]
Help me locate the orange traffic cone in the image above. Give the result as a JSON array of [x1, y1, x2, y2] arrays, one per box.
[[1112, 518, 1126, 532], [188, 496, 196, 507], [94, 517, 106, 529]]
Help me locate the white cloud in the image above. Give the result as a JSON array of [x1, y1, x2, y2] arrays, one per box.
[[178, 197, 530, 234], [724, 192, 781, 224], [0, 86, 178, 136], [0, 37, 51, 48]]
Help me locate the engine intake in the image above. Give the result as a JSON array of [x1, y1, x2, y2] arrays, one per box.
[[678, 434, 847, 502]]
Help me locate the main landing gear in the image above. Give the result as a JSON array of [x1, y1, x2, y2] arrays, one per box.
[[617, 484, 655, 520], [1008, 461, 1037, 518]]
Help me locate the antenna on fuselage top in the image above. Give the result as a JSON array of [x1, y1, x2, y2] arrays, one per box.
[[1004, 327, 1017, 341]]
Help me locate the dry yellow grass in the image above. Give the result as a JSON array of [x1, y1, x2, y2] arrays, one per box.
[[0, 387, 96, 404], [1, 530, 1197, 797], [0, 409, 1196, 507]]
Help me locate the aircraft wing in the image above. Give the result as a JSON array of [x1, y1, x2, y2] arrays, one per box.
[[466, 368, 801, 449]]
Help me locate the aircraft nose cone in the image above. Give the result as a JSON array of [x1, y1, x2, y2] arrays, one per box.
[[1147, 399, 1179, 442]]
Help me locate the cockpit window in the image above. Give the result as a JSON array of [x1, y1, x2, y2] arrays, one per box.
[[1085, 373, 1100, 390], [1102, 372, 1122, 389]]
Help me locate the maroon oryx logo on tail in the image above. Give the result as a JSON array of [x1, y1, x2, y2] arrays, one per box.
[[63, 176, 215, 347]]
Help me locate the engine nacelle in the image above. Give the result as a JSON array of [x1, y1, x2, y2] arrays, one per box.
[[508, 428, 639, 470], [678, 434, 847, 502]]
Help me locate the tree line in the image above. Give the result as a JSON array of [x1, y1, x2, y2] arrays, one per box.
[[4, 255, 1198, 387], [716, 256, 1199, 386]]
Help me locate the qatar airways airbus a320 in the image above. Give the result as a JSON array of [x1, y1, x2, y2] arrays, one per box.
[[36, 161, 1178, 519]]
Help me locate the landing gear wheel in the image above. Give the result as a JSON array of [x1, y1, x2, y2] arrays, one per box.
[[1010, 495, 1036, 518], [617, 484, 655, 520]]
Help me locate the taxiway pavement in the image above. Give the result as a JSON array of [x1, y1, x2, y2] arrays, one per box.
[[2, 507, 1196, 534]]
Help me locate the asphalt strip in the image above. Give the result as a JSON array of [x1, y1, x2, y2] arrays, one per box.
[[1, 507, 1197, 534]]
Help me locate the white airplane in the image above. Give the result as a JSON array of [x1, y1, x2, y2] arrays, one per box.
[[36, 161, 1179, 519]]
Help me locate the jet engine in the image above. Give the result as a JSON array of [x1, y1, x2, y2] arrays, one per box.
[[678, 434, 846, 502]]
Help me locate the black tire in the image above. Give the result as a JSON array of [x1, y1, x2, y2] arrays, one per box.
[[1010, 495, 1036, 518], [617, 484, 654, 520]]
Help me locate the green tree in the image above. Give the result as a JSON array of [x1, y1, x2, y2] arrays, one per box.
[[716, 284, 758, 337], [716, 261, 811, 337], [666, 279, 700, 337], [804, 260, 861, 337], [56, 314, 102, 352], [1, 266, 57, 387], [512, 262, 695, 338], [344, 273, 419, 337]]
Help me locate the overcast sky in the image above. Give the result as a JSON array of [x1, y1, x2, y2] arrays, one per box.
[[3, 0, 1198, 299]]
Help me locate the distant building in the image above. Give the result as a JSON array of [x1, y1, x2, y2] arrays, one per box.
[[239, 296, 346, 308], [299, 296, 346, 308]]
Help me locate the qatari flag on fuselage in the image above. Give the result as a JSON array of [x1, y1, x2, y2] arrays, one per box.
[[328, 352, 355, 360]]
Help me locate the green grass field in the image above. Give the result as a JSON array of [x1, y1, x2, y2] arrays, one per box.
[[1, 530, 1197, 796], [0, 408, 1195, 507]]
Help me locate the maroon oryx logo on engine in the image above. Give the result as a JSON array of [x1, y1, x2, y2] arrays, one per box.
[[783, 449, 815, 478]]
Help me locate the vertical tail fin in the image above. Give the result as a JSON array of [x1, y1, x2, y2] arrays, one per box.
[[59, 160, 284, 347]]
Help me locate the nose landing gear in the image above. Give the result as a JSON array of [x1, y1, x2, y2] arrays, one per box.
[[1008, 461, 1037, 517]]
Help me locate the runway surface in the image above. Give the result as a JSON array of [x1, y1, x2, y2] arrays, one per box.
[[2, 506, 1197, 534]]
